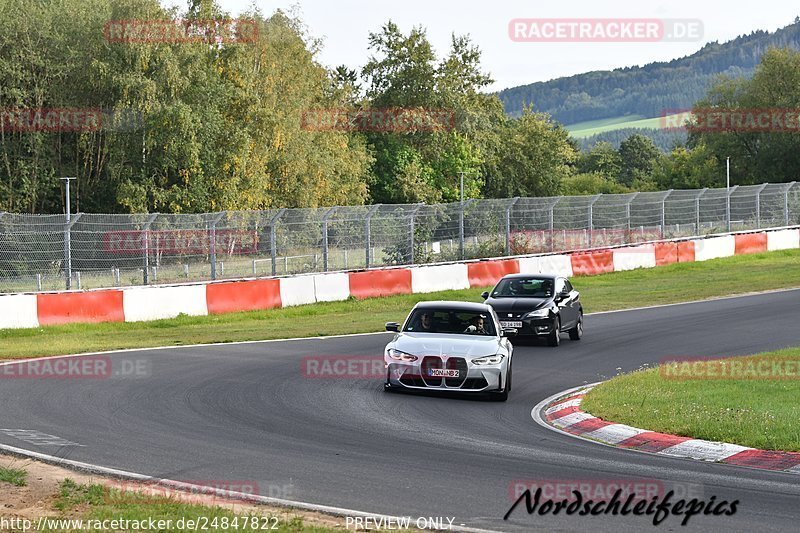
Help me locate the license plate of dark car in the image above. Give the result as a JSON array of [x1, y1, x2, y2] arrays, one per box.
[[501, 321, 523, 328], [428, 369, 459, 378]]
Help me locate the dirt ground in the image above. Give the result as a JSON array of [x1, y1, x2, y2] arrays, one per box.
[[0, 453, 349, 530]]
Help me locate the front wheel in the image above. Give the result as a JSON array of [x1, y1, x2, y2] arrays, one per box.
[[547, 317, 561, 347], [568, 315, 583, 341], [492, 365, 512, 401]]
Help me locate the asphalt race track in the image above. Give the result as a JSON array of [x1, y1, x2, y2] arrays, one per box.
[[1, 289, 800, 532]]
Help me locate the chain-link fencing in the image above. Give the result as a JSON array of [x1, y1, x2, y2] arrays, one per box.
[[1, 182, 798, 292]]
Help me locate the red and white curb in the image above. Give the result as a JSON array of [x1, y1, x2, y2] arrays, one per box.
[[533, 384, 800, 474]]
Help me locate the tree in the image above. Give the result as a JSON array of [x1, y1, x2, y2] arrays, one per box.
[[689, 47, 800, 184], [488, 109, 576, 198], [577, 142, 623, 180], [361, 23, 497, 204], [618, 134, 662, 186]]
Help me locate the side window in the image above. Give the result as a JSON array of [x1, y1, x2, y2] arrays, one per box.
[[564, 280, 574, 292], [555, 278, 566, 294]]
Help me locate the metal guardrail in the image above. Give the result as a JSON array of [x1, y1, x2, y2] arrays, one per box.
[[0, 182, 798, 293]]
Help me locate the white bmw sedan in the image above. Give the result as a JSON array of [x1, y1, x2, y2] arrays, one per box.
[[383, 301, 514, 401]]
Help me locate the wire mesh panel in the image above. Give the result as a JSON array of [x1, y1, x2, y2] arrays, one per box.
[[1, 182, 798, 293]]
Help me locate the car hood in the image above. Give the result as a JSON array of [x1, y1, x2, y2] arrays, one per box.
[[485, 297, 551, 313], [389, 333, 501, 359]]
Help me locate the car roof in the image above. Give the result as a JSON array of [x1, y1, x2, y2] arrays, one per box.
[[413, 300, 492, 312], [498, 273, 560, 281]]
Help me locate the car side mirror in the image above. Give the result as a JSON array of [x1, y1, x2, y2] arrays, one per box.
[[481, 291, 489, 300], [385, 322, 400, 332]]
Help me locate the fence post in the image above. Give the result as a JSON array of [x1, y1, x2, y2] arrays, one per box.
[[459, 199, 474, 260], [661, 190, 673, 239], [726, 185, 739, 232], [624, 192, 639, 243], [321, 207, 338, 272], [505, 197, 520, 256], [364, 204, 381, 269], [754, 183, 767, 229], [64, 213, 82, 290], [587, 195, 601, 248], [408, 204, 424, 264], [784, 182, 795, 226], [209, 212, 226, 280], [548, 197, 562, 252], [142, 213, 158, 285], [268, 209, 285, 276], [696, 188, 707, 234]]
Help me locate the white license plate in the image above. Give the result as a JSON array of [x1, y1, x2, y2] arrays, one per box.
[[429, 368, 460, 378], [501, 321, 523, 328]]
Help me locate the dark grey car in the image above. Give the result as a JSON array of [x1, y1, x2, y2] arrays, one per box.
[[481, 274, 583, 347]]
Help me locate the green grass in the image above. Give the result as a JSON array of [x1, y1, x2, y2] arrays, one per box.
[[1, 249, 799, 360], [567, 113, 686, 138], [50, 479, 337, 532], [582, 347, 800, 451], [0, 466, 27, 487]]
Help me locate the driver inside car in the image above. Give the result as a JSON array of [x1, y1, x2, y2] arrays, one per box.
[[464, 314, 487, 334], [417, 311, 437, 332]]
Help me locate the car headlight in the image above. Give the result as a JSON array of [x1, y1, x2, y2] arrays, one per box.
[[472, 353, 505, 366], [387, 349, 418, 362], [524, 308, 551, 319]]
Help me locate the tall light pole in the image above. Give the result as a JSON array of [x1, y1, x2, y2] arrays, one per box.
[[61, 177, 77, 289], [726, 157, 731, 232]]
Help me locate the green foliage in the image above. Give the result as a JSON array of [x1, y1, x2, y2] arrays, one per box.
[[689, 47, 800, 185], [486, 108, 576, 197], [618, 134, 663, 186], [0, 0, 372, 213], [561, 172, 631, 195], [576, 142, 623, 179], [653, 144, 722, 189], [0, 466, 27, 487]]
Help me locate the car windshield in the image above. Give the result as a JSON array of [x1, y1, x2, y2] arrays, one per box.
[[403, 309, 497, 336], [491, 277, 554, 298]]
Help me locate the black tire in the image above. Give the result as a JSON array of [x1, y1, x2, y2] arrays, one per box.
[[568, 314, 583, 341], [492, 365, 512, 402], [547, 317, 561, 347]]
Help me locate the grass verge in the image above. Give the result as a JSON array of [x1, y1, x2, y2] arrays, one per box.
[[581, 347, 800, 452], [1, 249, 798, 360], [51, 479, 337, 532], [0, 466, 27, 486]]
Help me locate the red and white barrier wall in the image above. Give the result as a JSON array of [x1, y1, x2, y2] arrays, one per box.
[[1, 227, 798, 330]]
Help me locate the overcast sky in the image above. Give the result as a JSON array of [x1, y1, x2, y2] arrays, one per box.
[[167, 1, 798, 91]]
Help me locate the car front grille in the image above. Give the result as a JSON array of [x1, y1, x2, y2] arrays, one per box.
[[421, 356, 443, 387], [445, 357, 468, 387]]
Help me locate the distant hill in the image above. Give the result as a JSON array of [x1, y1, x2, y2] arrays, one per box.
[[498, 19, 800, 128]]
